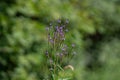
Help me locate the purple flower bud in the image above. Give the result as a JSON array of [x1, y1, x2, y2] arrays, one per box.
[[59, 26, 63, 30], [60, 53, 63, 58], [54, 32, 57, 39], [56, 26, 60, 32], [49, 39, 54, 44], [62, 48, 65, 51], [59, 32, 64, 36], [62, 44, 67, 51], [57, 19, 61, 23], [55, 26, 58, 29]]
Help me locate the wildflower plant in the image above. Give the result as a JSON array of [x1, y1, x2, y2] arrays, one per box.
[[45, 19, 76, 80]]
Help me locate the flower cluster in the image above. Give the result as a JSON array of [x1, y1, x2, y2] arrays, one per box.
[[45, 19, 76, 79], [46, 19, 69, 46]]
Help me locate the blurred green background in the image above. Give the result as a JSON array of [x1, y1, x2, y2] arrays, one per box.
[[0, 0, 120, 80]]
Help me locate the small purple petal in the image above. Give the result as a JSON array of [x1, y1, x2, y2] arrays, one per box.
[[49, 39, 54, 44], [55, 26, 58, 29], [62, 48, 65, 51], [57, 19, 61, 23], [59, 32, 64, 36], [54, 32, 57, 39], [59, 26, 63, 30], [56, 26, 60, 32], [60, 53, 63, 58]]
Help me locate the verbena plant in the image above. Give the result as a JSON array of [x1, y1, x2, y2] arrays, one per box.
[[44, 19, 76, 80]]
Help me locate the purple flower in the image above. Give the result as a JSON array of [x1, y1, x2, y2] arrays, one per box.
[[54, 32, 57, 39], [59, 31, 64, 36], [59, 26, 63, 30], [62, 44, 67, 51], [55, 26, 58, 29], [56, 26, 60, 32], [45, 19, 77, 76], [57, 19, 61, 23], [49, 39, 54, 44], [60, 53, 63, 58], [62, 48, 65, 51]]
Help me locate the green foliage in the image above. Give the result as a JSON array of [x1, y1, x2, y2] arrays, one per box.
[[0, 0, 120, 80]]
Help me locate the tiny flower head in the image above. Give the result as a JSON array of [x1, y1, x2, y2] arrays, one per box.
[[62, 48, 65, 51], [57, 19, 61, 23], [49, 39, 54, 44], [60, 53, 63, 58]]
